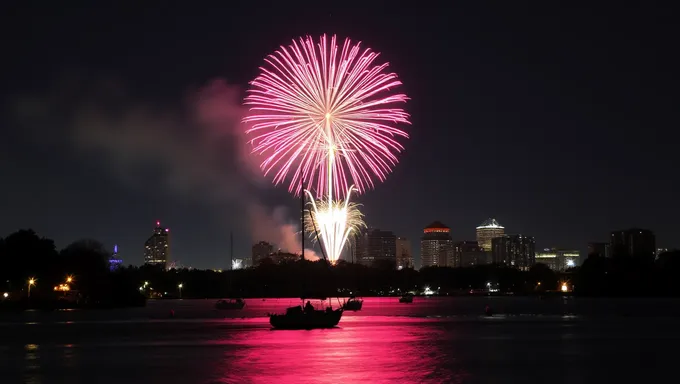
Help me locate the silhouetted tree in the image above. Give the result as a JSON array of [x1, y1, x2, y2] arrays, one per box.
[[0, 229, 59, 291], [528, 263, 558, 291]]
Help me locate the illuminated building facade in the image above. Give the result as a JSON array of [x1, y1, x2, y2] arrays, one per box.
[[109, 244, 123, 271], [535, 249, 558, 270], [144, 221, 170, 269], [252, 241, 273, 266], [420, 221, 454, 268], [535, 248, 580, 271], [476, 218, 505, 252], [454, 240, 486, 267], [610, 228, 656, 260], [355, 229, 397, 267], [396, 237, 413, 269], [559, 250, 580, 269], [491, 234, 535, 270]]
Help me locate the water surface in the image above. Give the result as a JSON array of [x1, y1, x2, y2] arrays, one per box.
[[0, 297, 677, 383]]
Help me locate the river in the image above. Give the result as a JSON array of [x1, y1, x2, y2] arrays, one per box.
[[0, 297, 677, 383]]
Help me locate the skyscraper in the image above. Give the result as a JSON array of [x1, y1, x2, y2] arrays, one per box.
[[610, 228, 656, 260], [453, 240, 486, 267], [491, 234, 535, 270], [356, 229, 397, 266], [144, 221, 170, 269], [109, 244, 123, 271], [476, 218, 505, 252], [420, 221, 454, 268], [396, 237, 413, 269]]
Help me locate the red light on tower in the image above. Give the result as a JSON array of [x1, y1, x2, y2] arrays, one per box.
[[156, 221, 160, 227]]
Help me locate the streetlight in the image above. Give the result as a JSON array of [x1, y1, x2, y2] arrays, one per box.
[[178, 283, 183, 299], [66, 276, 73, 284], [27, 278, 36, 298]]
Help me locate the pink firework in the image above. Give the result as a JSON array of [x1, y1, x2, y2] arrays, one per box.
[[244, 34, 410, 199]]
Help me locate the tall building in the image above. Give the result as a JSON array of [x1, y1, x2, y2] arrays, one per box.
[[144, 221, 170, 268], [420, 221, 454, 268], [587, 242, 611, 258], [535, 248, 580, 271], [252, 241, 273, 266], [396, 237, 413, 269], [476, 218, 505, 252], [491, 234, 535, 270], [454, 240, 486, 267], [356, 229, 397, 266], [109, 244, 123, 271], [610, 228, 656, 260]]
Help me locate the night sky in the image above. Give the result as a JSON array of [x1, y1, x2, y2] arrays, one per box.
[[1, 2, 677, 269]]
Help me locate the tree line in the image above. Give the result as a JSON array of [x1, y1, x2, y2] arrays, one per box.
[[2, 229, 680, 306]]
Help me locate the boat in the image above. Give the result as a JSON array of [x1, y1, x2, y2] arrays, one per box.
[[215, 298, 245, 310], [399, 293, 414, 303], [216, 232, 245, 310], [342, 296, 363, 311], [270, 300, 343, 329], [268, 182, 343, 329]]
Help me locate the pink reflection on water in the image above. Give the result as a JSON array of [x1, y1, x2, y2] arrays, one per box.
[[212, 317, 470, 383]]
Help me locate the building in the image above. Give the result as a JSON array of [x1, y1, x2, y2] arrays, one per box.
[[535, 248, 580, 271], [476, 218, 505, 252], [535, 248, 559, 270], [454, 240, 486, 267], [144, 221, 170, 268], [491, 234, 535, 270], [109, 244, 123, 271], [396, 237, 413, 269], [610, 228, 656, 260], [356, 229, 397, 266], [559, 249, 580, 269], [270, 250, 300, 264], [252, 241, 273, 266], [420, 221, 454, 268], [587, 242, 611, 258]]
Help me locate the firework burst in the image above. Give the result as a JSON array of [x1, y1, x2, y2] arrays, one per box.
[[244, 34, 410, 200], [304, 187, 366, 263], [244, 34, 409, 264]]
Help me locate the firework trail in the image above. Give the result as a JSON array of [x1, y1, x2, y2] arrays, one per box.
[[244, 34, 409, 263], [244, 34, 410, 200]]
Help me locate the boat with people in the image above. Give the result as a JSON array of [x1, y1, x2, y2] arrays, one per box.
[[215, 298, 245, 310], [269, 299, 343, 329], [342, 296, 363, 311], [399, 293, 414, 303]]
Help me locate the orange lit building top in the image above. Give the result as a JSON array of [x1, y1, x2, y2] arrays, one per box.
[[423, 221, 450, 234]]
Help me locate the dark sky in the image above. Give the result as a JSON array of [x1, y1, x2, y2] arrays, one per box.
[[1, 1, 677, 268]]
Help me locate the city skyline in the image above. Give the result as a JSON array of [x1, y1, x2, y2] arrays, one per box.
[[1, 3, 677, 269]]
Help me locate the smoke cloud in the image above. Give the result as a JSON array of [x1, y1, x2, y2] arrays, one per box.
[[12, 75, 318, 260]]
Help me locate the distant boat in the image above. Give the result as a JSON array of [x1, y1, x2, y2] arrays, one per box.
[[218, 231, 245, 310], [269, 300, 343, 329], [215, 298, 245, 310], [399, 293, 414, 303], [342, 296, 363, 311]]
